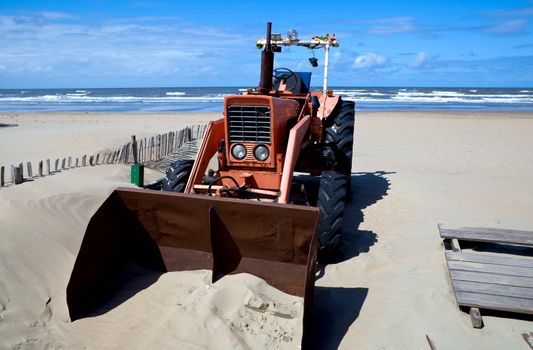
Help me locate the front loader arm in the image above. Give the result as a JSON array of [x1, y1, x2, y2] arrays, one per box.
[[185, 118, 225, 193]]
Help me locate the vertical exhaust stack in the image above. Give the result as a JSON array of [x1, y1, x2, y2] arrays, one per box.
[[258, 22, 274, 94]]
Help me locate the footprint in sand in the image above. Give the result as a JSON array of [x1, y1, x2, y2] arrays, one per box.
[[41, 297, 53, 323], [0, 302, 5, 321]]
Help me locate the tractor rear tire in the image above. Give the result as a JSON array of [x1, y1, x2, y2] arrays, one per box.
[[324, 99, 355, 175], [317, 171, 348, 260], [162, 159, 194, 192]]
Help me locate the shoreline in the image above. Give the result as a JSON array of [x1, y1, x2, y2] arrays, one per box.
[[2, 109, 532, 115]]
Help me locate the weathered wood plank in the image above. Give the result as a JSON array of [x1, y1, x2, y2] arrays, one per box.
[[439, 226, 533, 246], [117, 146, 123, 163], [448, 260, 533, 278], [10, 165, 15, 183], [157, 135, 161, 160], [46, 159, 51, 174], [27, 162, 33, 177], [469, 307, 483, 328], [82, 155, 87, 167], [446, 251, 533, 268], [55, 158, 59, 171], [425, 335, 437, 350], [451, 238, 461, 252], [38, 161, 43, 176], [132, 135, 138, 164], [139, 139, 143, 163], [453, 280, 533, 300], [523, 333, 533, 350], [0, 166, 4, 186], [450, 269, 533, 288], [125, 143, 131, 163], [455, 290, 533, 314], [14, 166, 23, 184], [144, 138, 148, 162], [68, 156, 72, 168], [150, 137, 154, 161]]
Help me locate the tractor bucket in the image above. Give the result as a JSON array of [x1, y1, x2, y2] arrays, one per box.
[[67, 187, 319, 346]]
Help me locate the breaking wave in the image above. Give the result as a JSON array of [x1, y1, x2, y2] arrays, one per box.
[[0, 87, 532, 111]]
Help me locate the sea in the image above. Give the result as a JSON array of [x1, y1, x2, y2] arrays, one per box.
[[0, 87, 532, 112]]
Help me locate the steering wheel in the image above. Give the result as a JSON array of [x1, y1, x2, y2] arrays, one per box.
[[272, 67, 299, 92]]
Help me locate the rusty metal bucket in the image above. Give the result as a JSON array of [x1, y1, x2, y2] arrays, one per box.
[[67, 187, 318, 346]]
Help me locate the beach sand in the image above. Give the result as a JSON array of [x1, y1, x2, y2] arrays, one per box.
[[1, 110, 532, 349]]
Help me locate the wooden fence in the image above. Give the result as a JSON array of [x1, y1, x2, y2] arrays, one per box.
[[0, 124, 206, 188]]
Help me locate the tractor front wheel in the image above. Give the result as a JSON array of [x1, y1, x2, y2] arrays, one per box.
[[162, 159, 194, 192], [317, 171, 348, 260]]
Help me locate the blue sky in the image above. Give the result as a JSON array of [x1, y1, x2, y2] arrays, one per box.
[[0, 0, 532, 88]]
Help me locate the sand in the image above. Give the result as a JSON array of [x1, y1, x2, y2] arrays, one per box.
[[1, 110, 533, 349]]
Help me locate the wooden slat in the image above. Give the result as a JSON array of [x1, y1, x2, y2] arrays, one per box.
[[469, 307, 483, 329], [523, 333, 533, 350], [450, 270, 533, 288], [439, 226, 533, 246], [455, 290, 533, 314], [446, 251, 533, 268], [453, 280, 533, 300], [448, 260, 533, 278], [451, 238, 461, 252]]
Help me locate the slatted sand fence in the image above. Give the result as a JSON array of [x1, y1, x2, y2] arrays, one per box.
[[141, 124, 206, 173], [0, 124, 206, 188], [439, 225, 533, 328]]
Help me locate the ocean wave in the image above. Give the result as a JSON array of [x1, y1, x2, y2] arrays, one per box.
[[431, 90, 468, 97], [0, 94, 226, 103], [1, 87, 532, 111], [336, 90, 387, 97], [387, 95, 532, 104]]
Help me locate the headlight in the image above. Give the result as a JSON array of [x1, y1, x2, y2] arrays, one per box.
[[253, 144, 269, 161], [231, 144, 247, 160]]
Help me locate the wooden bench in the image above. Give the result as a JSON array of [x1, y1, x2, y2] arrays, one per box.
[[439, 225, 533, 328]]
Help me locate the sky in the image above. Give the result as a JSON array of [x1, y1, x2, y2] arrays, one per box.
[[0, 0, 532, 88]]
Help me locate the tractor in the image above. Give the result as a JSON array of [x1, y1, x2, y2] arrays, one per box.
[[66, 22, 354, 347], [163, 22, 354, 257]]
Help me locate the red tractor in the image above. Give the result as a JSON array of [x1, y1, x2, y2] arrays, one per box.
[[163, 22, 355, 258]]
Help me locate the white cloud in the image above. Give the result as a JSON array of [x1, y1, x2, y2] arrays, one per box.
[[366, 17, 416, 36], [353, 52, 387, 69], [486, 19, 528, 34], [0, 13, 251, 86], [410, 52, 428, 68], [409, 52, 439, 68], [485, 6, 533, 17]]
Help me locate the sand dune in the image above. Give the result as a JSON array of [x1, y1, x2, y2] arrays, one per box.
[[1, 111, 533, 349]]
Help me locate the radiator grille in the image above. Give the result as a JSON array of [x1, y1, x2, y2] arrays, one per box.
[[227, 105, 271, 144]]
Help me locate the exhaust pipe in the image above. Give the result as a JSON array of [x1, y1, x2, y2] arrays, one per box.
[[258, 22, 274, 94]]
